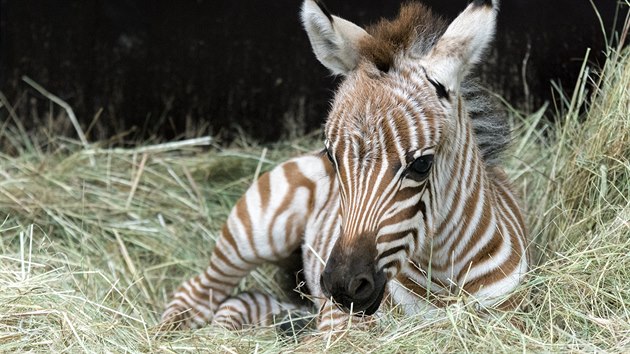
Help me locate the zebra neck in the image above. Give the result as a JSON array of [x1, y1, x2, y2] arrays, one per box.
[[425, 98, 496, 269]]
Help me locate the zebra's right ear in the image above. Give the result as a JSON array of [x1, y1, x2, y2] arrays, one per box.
[[301, 0, 371, 76], [423, 0, 498, 92]]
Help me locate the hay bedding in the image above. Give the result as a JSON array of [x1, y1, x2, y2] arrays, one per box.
[[0, 48, 629, 352]]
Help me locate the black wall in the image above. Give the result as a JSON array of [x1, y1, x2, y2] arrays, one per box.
[[0, 0, 626, 143]]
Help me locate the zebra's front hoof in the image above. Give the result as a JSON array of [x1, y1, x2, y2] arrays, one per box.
[[157, 307, 194, 332], [275, 310, 316, 337]]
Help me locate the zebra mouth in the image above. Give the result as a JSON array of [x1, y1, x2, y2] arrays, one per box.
[[361, 282, 386, 316]]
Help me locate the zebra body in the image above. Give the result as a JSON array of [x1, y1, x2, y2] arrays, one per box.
[[161, 0, 528, 332]]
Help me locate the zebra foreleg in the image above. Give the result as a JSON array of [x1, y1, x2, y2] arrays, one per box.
[[160, 155, 329, 330], [212, 291, 312, 331]]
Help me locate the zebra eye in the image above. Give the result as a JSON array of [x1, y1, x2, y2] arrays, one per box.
[[408, 155, 433, 178], [427, 77, 449, 100]]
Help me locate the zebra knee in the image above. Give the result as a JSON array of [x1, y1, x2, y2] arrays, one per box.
[[212, 292, 276, 330], [213, 312, 245, 331], [213, 297, 249, 330], [159, 299, 199, 331], [159, 312, 188, 331], [160, 291, 215, 328]]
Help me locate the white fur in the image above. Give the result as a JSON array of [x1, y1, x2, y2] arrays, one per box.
[[301, 0, 371, 75], [424, 3, 497, 91]]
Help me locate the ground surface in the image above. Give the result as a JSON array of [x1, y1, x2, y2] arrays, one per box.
[[0, 48, 628, 353]]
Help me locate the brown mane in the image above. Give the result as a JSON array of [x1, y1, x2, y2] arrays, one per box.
[[358, 2, 447, 72]]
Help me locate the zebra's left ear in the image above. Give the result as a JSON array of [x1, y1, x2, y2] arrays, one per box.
[[424, 0, 498, 92]]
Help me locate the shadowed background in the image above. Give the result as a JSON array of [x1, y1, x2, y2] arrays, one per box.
[[0, 0, 626, 143]]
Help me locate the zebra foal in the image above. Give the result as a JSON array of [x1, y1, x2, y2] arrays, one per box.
[[160, 0, 528, 333]]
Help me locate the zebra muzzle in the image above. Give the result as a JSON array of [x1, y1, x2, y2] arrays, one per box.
[[320, 246, 387, 315]]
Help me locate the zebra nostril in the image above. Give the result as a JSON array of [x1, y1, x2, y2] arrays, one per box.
[[348, 273, 374, 300]]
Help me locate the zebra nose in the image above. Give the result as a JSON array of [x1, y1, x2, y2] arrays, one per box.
[[321, 268, 375, 300], [321, 255, 377, 305], [347, 272, 375, 300], [321, 264, 381, 312], [321, 232, 385, 313]]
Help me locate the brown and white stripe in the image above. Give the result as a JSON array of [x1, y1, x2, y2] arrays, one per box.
[[161, 0, 528, 333]]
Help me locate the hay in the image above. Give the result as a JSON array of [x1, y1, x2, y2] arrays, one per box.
[[1, 47, 629, 352]]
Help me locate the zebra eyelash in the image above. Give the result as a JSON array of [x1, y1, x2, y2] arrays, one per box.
[[427, 77, 449, 100], [402, 148, 436, 180], [406, 148, 436, 163], [405, 154, 434, 180]]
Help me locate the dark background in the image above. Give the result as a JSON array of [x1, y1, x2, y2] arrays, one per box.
[[0, 0, 627, 144]]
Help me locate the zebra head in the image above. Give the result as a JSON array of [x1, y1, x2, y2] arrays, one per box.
[[302, 0, 498, 314]]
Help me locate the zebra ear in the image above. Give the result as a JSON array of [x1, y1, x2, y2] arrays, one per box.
[[424, 0, 498, 92], [301, 0, 371, 76]]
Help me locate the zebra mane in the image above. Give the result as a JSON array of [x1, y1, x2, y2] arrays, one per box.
[[359, 3, 447, 71], [360, 2, 510, 166], [461, 80, 511, 166]]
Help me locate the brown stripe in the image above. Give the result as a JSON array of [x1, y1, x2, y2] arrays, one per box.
[[266, 162, 316, 257], [463, 229, 503, 277], [186, 278, 209, 300], [445, 163, 483, 254], [460, 225, 521, 294], [494, 176, 527, 240], [202, 270, 237, 289], [262, 294, 273, 324], [313, 157, 337, 222], [456, 194, 494, 264], [211, 246, 248, 273], [234, 197, 260, 259], [258, 171, 271, 211], [395, 273, 451, 307], [240, 294, 253, 324], [250, 293, 262, 325], [378, 203, 421, 230], [433, 142, 466, 244], [219, 224, 256, 266], [377, 229, 417, 246]]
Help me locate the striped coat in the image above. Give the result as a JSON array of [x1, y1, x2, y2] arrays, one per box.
[[161, 0, 528, 333]]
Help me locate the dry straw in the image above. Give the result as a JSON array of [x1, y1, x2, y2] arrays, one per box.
[[1, 45, 629, 352]]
